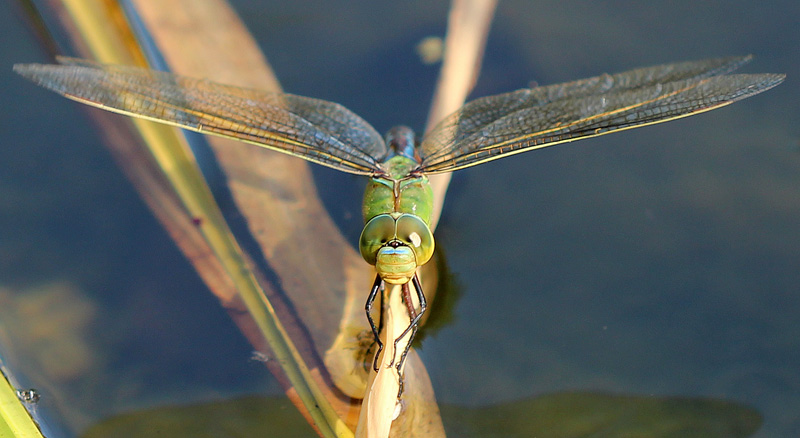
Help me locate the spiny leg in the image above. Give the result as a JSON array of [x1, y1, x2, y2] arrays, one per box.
[[388, 281, 417, 369], [391, 273, 427, 372], [401, 280, 418, 323], [365, 274, 384, 372]]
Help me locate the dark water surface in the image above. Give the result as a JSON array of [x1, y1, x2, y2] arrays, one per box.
[[1, 1, 798, 436]]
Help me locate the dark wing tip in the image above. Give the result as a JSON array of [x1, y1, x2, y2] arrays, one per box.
[[12, 63, 34, 75], [13, 63, 49, 84], [706, 54, 752, 75], [750, 73, 786, 92], [703, 54, 753, 72], [726, 54, 754, 70], [769, 73, 786, 84], [13, 63, 80, 92]]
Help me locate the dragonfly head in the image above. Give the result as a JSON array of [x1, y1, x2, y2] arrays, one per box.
[[359, 213, 434, 284]]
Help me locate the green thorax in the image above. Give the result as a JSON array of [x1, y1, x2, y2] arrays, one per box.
[[362, 155, 433, 225]]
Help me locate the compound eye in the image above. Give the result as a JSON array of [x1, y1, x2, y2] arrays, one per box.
[[395, 214, 434, 266], [359, 214, 396, 265]]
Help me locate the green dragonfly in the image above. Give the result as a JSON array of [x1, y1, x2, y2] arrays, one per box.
[[14, 56, 783, 371]]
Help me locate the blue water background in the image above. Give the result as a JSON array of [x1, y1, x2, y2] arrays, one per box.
[[1, 0, 798, 436]]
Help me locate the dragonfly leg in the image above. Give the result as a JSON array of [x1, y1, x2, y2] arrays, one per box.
[[401, 281, 418, 324], [391, 274, 427, 373], [365, 274, 384, 372], [388, 281, 416, 369]]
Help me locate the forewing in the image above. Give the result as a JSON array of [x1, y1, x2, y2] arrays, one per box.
[[14, 58, 387, 175], [420, 57, 783, 173]]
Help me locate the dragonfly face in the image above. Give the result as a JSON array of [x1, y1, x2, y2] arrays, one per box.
[[359, 212, 434, 284]]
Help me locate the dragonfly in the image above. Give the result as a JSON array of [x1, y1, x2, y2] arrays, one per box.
[[14, 56, 783, 372]]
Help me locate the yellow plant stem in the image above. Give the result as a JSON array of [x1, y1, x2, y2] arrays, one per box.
[[0, 369, 43, 438]]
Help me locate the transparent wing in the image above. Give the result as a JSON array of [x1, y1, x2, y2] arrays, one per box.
[[14, 57, 388, 176], [419, 56, 784, 173]]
